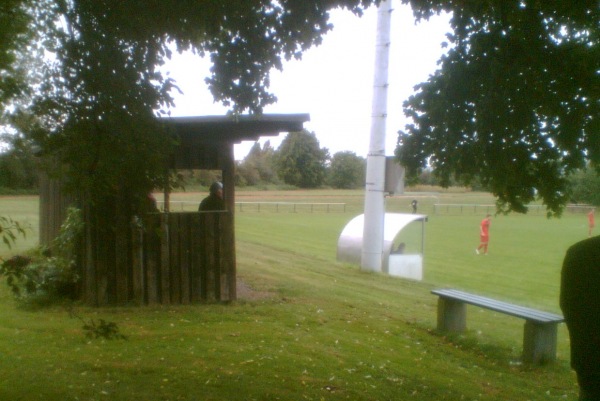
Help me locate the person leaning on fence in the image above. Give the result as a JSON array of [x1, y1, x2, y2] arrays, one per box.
[[411, 199, 418, 214], [560, 235, 600, 400], [391, 242, 405, 255], [199, 181, 225, 211]]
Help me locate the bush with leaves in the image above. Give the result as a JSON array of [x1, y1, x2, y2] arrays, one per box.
[[0, 214, 30, 295], [0, 207, 83, 303]]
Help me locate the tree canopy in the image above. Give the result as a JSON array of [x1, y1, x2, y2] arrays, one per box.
[[236, 141, 278, 186], [0, 133, 38, 191], [568, 167, 600, 206], [0, 0, 597, 216], [274, 130, 329, 188], [328, 151, 366, 189], [0, 0, 31, 107], [397, 0, 599, 215], [0, 0, 377, 213]]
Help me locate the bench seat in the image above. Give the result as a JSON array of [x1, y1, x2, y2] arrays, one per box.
[[431, 288, 564, 364]]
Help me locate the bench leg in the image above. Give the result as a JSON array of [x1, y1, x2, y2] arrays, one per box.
[[437, 298, 467, 333], [522, 322, 558, 364]]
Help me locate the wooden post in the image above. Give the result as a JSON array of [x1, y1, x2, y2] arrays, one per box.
[[160, 213, 170, 304], [83, 203, 97, 306], [220, 143, 236, 301], [38, 170, 77, 246], [131, 224, 144, 304], [115, 217, 129, 304], [163, 171, 170, 213], [179, 214, 191, 304], [169, 213, 181, 304], [204, 213, 216, 301], [145, 214, 160, 304], [190, 213, 203, 302]]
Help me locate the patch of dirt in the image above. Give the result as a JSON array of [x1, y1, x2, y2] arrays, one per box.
[[236, 279, 273, 301]]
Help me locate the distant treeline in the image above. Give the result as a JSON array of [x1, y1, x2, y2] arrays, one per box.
[[0, 135, 38, 195], [1, 129, 599, 205]]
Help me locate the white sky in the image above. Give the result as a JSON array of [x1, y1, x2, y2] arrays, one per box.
[[163, 4, 451, 160]]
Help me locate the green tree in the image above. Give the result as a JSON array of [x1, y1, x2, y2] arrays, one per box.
[[568, 167, 600, 206], [275, 130, 329, 188], [1, 1, 594, 219], [0, 0, 31, 108], [328, 151, 365, 189], [237, 140, 278, 186], [0, 133, 38, 191], [397, 0, 598, 215], [0, 0, 384, 250]]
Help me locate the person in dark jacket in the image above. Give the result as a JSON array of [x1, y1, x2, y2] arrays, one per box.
[[560, 235, 600, 400], [411, 199, 418, 214], [198, 181, 225, 211]]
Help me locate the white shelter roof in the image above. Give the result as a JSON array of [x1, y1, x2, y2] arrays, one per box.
[[336, 213, 427, 272]]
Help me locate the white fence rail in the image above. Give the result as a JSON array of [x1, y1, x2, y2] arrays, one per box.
[[237, 202, 346, 213], [433, 203, 593, 215], [156, 201, 346, 213]]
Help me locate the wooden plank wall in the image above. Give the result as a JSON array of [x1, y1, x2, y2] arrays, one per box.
[[81, 211, 235, 305], [38, 172, 78, 246]]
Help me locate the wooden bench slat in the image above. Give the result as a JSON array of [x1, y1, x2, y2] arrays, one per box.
[[431, 289, 563, 323]]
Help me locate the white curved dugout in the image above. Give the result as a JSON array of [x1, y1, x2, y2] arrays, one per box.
[[337, 213, 427, 280]]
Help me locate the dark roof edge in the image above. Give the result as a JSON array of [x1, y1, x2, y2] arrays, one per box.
[[159, 113, 311, 125]]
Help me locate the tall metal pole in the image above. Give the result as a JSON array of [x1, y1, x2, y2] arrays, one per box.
[[361, 0, 392, 272]]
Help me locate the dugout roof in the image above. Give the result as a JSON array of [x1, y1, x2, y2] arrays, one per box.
[[160, 113, 310, 170], [161, 113, 310, 143]]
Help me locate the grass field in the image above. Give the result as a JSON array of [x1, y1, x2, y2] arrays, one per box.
[[0, 190, 590, 400]]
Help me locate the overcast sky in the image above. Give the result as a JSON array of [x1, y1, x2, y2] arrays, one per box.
[[163, 4, 451, 160]]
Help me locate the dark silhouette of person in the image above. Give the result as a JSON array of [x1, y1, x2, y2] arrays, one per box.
[[560, 235, 600, 400], [198, 181, 225, 211], [145, 193, 159, 212], [411, 199, 418, 214], [391, 242, 405, 255]]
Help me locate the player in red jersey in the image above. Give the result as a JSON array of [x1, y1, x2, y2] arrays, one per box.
[[588, 209, 595, 238], [476, 214, 491, 255]]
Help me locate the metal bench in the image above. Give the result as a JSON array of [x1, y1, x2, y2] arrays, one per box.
[[431, 288, 564, 364]]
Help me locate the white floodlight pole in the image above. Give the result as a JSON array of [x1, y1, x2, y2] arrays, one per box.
[[361, 0, 393, 272]]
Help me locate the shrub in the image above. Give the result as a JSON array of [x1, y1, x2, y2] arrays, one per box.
[[0, 207, 83, 304]]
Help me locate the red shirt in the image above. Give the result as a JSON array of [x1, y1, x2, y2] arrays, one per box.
[[480, 217, 490, 236]]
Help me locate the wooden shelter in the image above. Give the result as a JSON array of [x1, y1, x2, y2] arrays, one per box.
[[39, 114, 310, 305]]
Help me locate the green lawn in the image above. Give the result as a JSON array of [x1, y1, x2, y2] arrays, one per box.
[[0, 191, 587, 400], [0, 195, 39, 254]]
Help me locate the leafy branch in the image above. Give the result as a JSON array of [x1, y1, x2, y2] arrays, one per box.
[[68, 307, 127, 341], [0, 216, 29, 250]]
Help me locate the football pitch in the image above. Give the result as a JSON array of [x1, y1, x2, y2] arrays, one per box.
[[0, 190, 590, 400], [1, 190, 590, 312]]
